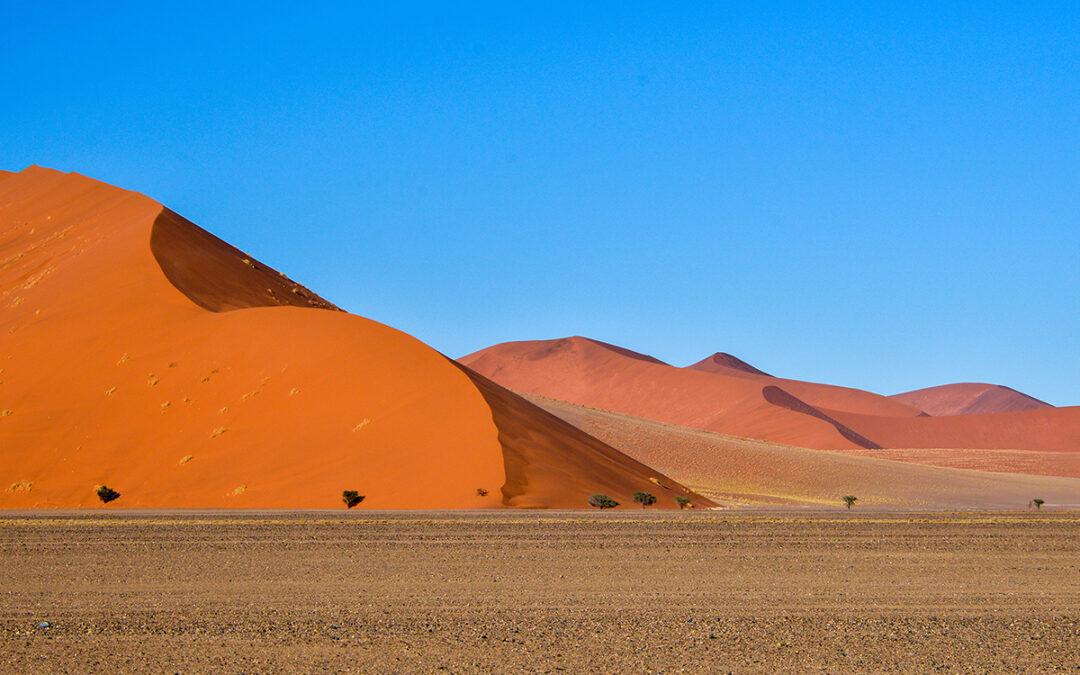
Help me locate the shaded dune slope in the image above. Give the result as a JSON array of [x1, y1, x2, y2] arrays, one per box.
[[456, 366, 711, 509], [891, 383, 1052, 416], [0, 167, 707, 509], [760, 385, 882, 449], [150, 208, 339, 313], [526, 395, 1080, 509]]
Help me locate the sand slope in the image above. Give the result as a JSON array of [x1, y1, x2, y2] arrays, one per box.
[[890, 382, 1052, 416], [0, 167, 710, 509], [527, 395, 1080, 508]]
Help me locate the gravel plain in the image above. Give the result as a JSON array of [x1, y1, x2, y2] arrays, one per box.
[[2, 510, 1079, 673]]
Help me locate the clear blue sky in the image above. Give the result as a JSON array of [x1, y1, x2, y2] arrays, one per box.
[[3, 2, 1078, 404]]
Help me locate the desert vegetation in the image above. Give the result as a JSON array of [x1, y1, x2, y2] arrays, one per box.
[[588, 494, 618, 509], [675, 496, 692, 509], [632, 491, 657, 509], [94, 485, 120, 504], [342, 490, 365, 508], [843, 495, 858, 509], [1032, 498, 1045, 511]]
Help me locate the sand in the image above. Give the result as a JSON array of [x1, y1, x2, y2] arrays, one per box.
[[0, 167, 707, 509], [3, 511, 1078, 673]]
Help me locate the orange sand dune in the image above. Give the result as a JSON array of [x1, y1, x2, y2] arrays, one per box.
[[460, 337, 894, 450], [0, 167, 711, 510], [890, 382, 1052, 416]]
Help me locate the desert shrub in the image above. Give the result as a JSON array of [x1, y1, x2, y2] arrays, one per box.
[[588, 494, 618, 509], [95, 485, 120, 504], [632, 491, 657, 509], [342, 490, 365, 508], [1032, 498, 1045, 511], [675, 496, 692, 509], [476, 488, 489, 497], [842, 495, 857, 509]]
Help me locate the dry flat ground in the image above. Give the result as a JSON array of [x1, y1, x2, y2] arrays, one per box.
[[2, 511, 1080, 673]]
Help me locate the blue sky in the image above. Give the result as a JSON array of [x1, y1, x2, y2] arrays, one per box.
[[3, 2, 1078, 404]]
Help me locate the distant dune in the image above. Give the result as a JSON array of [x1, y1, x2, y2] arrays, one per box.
[[462, 337, 1080, 473], [890, 383, 1052, 416], [526, 395, 1080, 509], [461, 337, 921, 451], [0, 167, 710, 510]]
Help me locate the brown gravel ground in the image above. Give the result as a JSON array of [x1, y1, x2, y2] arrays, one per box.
[[2, 510, 1079, 673]]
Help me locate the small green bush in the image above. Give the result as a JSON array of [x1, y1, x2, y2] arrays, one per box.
[[588, 494, 618, 509], [632, 491, 657, 509], [476, 488, 489, 497], [342, 490, 365, 508], [95, 485, 120, 504], [1032, 498, 1045, 511], [675, 496, 692, 509], [842, 495, 857, 509]]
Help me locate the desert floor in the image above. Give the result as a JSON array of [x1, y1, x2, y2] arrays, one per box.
[[2, 510, 1079, 673]]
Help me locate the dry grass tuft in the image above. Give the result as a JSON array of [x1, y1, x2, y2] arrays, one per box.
[[210, 427, 227, 438], [9, 480, 32, 492], [179, 455, 193, 466]]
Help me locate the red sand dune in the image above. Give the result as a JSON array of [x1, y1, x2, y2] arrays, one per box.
[[890, 383, 1052, 416], [462, 337, 1080, 471], [460, 337, 913, 450], [0, 167, 711, 510]]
